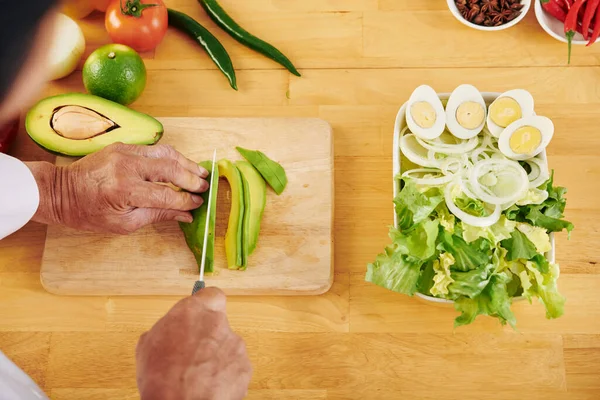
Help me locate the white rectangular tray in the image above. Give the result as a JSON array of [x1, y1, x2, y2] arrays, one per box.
[[391, 92, 555, 304]]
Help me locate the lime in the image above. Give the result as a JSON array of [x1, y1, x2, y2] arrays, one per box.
[[83, 44, 146, 105]]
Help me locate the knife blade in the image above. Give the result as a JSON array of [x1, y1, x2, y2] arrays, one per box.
[[192, 149, 218, 295]]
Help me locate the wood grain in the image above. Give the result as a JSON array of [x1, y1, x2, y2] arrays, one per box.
[[1, 1, 600, 399], [40, 118, 334, 295]]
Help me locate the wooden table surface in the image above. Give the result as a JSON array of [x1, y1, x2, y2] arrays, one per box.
[[2, 1, 600, 399]]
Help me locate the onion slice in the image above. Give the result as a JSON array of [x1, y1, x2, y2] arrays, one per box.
[[444, 183, 501, 227], [468, 159, 529, 205], [523, 157, 550, 188], [416, 134, 479, 154], [402, 168, 454, 186], [401, 134, 441, 168]]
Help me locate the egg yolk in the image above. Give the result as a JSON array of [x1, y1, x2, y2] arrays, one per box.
[[490, 97, 522, 127], [509, 126, 542, 154], [456, 101, 485, 129], [411, 101, 436, 128]]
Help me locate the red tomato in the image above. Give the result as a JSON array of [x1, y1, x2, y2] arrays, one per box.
[[0, 118, 19, 154], [105, 0, 168, 52]]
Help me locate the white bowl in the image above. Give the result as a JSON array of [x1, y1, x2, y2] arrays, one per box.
[[392, 91, 556, 305], [534, 0, 587, 44], [447, 0, 531, 31]]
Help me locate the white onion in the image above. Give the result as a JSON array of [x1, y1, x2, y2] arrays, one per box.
[[401, 134, 441, 168], [468, 159, 529, 205], [444, 183, 501, 227], [441, 157, 463, 175], [402, 168, 454, 186], [470, 147, 490, 163], [48, 13, 86, 81], [458, 177, 480, 200], [416, 134, 479, 154], [524, 157, 550, 188]]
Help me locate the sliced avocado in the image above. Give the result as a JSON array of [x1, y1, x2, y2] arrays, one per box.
[[236, 161, 267, 257], [179, 160, 219, 273], [218, 159, 245, 270], [236, 147, 288, 195], [25, 93, 163, 156]]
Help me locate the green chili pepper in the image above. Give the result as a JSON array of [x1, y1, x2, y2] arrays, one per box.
[[167, 8, 237, 90], [236, 147, 288, 195], [197, 0, 301, 77]]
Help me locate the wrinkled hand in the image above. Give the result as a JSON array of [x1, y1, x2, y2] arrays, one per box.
[[27, 143, 209, 234], [136, 288, 252, 400]]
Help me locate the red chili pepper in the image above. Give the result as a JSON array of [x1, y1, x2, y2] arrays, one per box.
[[582, 0, 600, 39], [587, 2, 600, 44], [543, 0, 569, 20], [565, 0, 587, 63]]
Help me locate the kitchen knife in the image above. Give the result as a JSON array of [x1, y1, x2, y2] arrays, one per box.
[[192, 149, 217, 295]]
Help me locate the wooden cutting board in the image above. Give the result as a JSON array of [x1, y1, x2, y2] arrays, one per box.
[[40, 118, 333, 296]]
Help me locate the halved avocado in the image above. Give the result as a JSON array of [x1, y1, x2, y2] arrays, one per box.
[[236, 161, 267, 257], [218, 159, 245, 270], [179, 160, 219, 273], [25, 93, 163, 156]]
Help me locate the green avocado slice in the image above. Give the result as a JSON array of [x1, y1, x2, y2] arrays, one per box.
[[236, 161, 267, 257], [236, 147, 287, 195], [218, 159, 246, 270], [25, 93, 163, 156], [179, 160, 219, 273]]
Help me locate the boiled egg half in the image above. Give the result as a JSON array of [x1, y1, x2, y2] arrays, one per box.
[[405, 85, 445, 140], [445, 84, 486, 139], [487, 89, 535, 138], [498, 116, 554, 160]]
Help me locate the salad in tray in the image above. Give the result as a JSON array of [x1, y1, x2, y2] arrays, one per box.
[[366, 84, 574, 327]]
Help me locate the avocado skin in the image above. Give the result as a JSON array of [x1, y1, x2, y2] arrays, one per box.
[[179, 160, 219, 273], [25, 93, 163, 156], [218, 159, 246, 270], [236, 161, 267, 257], [236, 146, 287, 195]]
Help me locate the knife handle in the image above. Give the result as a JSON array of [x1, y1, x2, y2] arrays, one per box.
[[192, 280, 205, 295]]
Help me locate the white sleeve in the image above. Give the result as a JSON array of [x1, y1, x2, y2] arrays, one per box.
[[0, 351, 49, 400], [0, 153, 40, 240]]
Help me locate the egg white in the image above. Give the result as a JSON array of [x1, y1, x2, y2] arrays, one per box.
[[486, 89, 535, 138], [405, 85, 446, 140], [445, 84, 486, 139], [498, 116, 554, 160]]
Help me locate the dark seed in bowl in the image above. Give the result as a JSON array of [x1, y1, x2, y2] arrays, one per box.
[[455, 0, 524, 27]]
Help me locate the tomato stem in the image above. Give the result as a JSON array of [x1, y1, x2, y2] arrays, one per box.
[[120, 0, 158, 18]]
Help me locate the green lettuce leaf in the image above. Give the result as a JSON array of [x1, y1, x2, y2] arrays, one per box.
[[417, 261, 436, 296], [437, 230, 493, 272], [430, 252, 456, 297], [394, 179, 443, 231], [525, 208, 574, 234], [507, 257, 565, 319], [505, 171, 573, 234], [435, 203, 456, 234], [455, 195, 487, 217], [462, 216, 517, 244], [447, 263, 494, 299], [366, 220, 440, 296], [501, 230, 538, 261], [366, 248, 422, 295], [390, 219, 439, 260], [516, 223, 552, 254], [516, 188, 548, 206], [454, 272, 517, 328]]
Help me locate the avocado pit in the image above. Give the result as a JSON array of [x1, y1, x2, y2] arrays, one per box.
[[51, 105, 118, 140]]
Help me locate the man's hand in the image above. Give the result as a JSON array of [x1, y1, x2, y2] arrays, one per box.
[[27, 143, 209, 234], [136, 288, 252, 400]]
